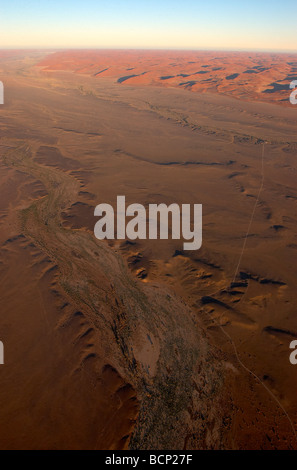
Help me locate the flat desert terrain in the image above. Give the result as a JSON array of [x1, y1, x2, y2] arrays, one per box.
[[0, 49, 297, 449]]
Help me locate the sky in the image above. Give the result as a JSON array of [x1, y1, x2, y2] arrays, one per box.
[[0, 0, 296, 51]]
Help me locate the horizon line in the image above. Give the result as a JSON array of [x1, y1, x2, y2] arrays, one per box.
[[1, 46, 297, 54]]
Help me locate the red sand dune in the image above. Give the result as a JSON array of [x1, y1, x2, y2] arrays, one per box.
[[37, 50, 297, 106], [1, 50, 297, 450]]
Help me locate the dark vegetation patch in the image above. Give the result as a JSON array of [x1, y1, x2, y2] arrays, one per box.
[[226, 73, 240, 80], [263, 82, 290, 93]]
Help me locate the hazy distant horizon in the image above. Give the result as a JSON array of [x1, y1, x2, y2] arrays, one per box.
[[1, 47, 297, 54], [1, 0, 296, 52]]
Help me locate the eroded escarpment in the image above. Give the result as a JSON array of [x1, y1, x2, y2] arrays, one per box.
[[0, 142, 228, 450]]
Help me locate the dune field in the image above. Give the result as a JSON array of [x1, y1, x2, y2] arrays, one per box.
[[0, 49, 297, 449]]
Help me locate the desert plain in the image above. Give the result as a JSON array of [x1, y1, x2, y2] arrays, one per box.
[[0, 49, 297, 449]]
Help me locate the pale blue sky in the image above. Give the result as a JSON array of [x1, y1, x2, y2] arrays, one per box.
[[1, 0, 296, 51]]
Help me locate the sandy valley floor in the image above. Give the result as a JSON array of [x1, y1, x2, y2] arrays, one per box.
[[0, 50, 296, 449]]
